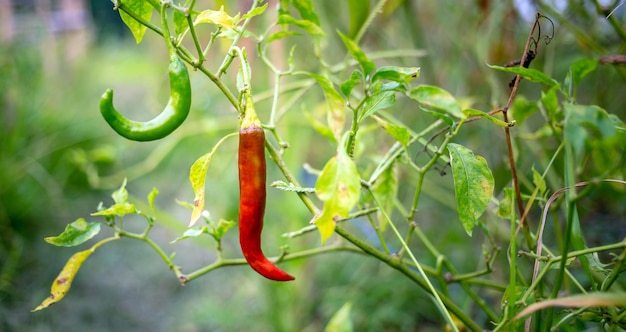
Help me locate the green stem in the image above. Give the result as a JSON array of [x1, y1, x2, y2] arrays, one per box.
[[216, 0, 262, 78], [334, 225, 483, 332], [120, 230, 185, 281]]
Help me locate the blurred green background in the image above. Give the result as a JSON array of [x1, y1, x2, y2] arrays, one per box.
[[1, 0, 625, 331]]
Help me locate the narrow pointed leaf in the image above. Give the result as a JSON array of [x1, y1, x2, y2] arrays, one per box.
[[338, 31, 375, 76], [371, 66, 420, 84], [487, 64, 559, 87], [359, 91, 396, 121]]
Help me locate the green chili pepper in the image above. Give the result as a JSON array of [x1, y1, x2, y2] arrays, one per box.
[[99, 4, 191, 141]]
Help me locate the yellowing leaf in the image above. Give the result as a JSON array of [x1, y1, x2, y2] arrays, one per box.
[[408, 85, 466, 119], [194, 7, 238, 29], [448, 143, 494, 236], [31, 237, 116, 312], [325, 302, 353, 332], [313, 141, 361, 243], [189, 133, 236, 227], [91, 203, 137, 217]]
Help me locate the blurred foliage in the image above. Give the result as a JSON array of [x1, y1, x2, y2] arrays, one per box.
[[1, 0, 626, 331]]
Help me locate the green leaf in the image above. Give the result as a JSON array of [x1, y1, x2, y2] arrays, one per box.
[[267, 30, 301, 44], [292, 0, 320, 26], [303, 107, 337, 142], [209, 219, 235, 241], [337, 31, 375, 76], [240, 3, 268, 20], [359, 91, 396, 121], [564, 104, 617, 158], [189, 133, 236, 227], [371, 66, 420, 84], [340, 70, 363, 97], [496, 187, 514, 219], [541, 85, 561, 123], [147, 187, 159, 212], [314, 138, 361, 243], [112, 179, 129, 204], [91, 203, 137, 216], [172, 10, 187, 37], [325, 302, 353, 332], [277, 14, 325, 36], [118, 0, 153, 44], [532, 165, 547, 198], [371, 163, 398, 231], [171, 226, 208, 243], [194, 8, 238, 29], [44, 218, 101, 247], [373, 117, 410, 148], [407, 85, 466, 119], [510, 96, 538, 125], [348, 0, 369, 38], [487, 64, 559, 87], [566, 58, 598, 97], [447, 143, 494, 236], [306, 73, 346, 139], [463, 109, 513, 128]]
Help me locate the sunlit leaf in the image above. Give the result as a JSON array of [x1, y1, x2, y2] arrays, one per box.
[[325, 302, 353, 332], [487, 64, 559, 87], [194, 7, 238, 29], [240, 3, 268, 20], [118, 0, 153, 44], [371, 66, 420, 84], [267, 30, 301, 44], [147, 187, 159, 212], [189, 133, 236, 227], [313, 139, 361, 243], [448, 143, 494, 236], [112, 179, 129, 205], [91, 203, 137, 216], [338, 31, 375, 76], [407, 85, 465, 119], [209, 219, 235, 241], [44, 218, 101, 247]]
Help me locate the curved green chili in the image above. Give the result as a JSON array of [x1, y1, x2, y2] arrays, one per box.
[[238, 92, 295, 281], [99, 4, 192, 142]]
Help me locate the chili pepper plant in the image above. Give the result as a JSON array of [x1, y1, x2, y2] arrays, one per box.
[[32, 1, 626, 331]]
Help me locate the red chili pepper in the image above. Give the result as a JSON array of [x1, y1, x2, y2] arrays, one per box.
[[238, 105, 294, 281]]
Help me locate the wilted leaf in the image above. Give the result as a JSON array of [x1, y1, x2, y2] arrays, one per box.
[[189, 133, 236, 227], [45, 218, 101, 247], [448, 143, 494, 236], [513, 292, 626, 321]]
